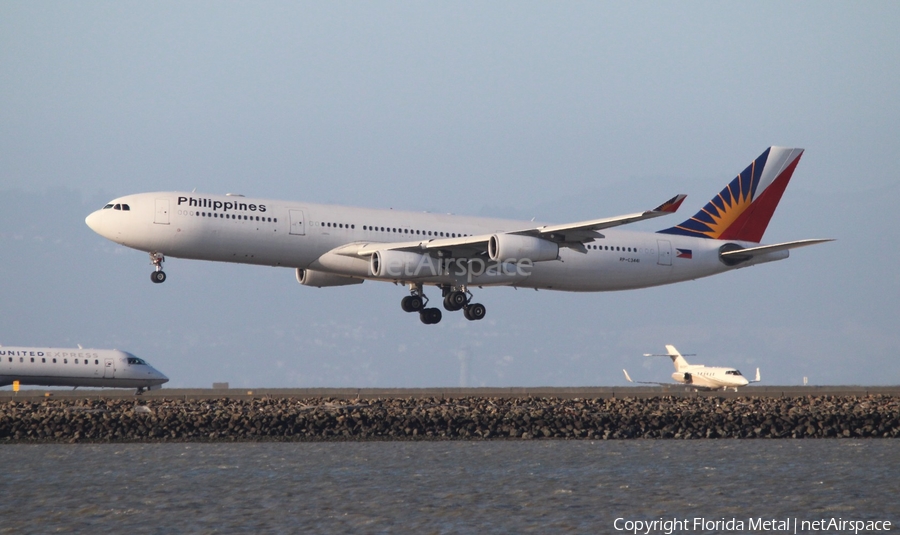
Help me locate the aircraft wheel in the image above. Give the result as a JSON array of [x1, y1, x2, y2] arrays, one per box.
[[419, 307, 442, 324], [408, 295, 424, 312], [464, 303, 486, 321], [151, 271, 167, 284], [444, 291, 467, 311], [401, 296, 413, 312]]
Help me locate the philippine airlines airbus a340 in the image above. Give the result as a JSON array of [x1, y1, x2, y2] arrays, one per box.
[[86, 147, 831, 324]]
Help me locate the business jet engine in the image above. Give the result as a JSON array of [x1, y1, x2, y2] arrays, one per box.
[[370, 250, 441, 279], [296, 268, 364, 288], [488, 234, 559, 263]]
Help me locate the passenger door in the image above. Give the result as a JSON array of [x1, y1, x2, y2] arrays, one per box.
[[657, 239, 672, 266], [289, 209, 306, 236], [154, 199, 170, 225], [103, 358, 115, 378]]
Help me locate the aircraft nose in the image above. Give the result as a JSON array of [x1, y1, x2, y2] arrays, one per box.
[[85, 210, 102, 233]]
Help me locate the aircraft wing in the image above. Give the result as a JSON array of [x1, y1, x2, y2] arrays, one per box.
[[510, 194, 687, 245], [623, 369, 678, 387], [720, 238, 834, 262], [342, 194, 687, 259]]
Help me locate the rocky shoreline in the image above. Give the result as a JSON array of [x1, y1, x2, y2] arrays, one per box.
[[2, 395, 899, 443]]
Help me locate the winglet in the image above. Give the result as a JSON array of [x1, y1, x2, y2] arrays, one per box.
[[623, 369, 634, 383], [754, 368, 761, 383], [652, 194, 687, 214]]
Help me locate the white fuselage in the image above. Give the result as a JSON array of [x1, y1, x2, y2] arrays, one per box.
[[0, 347, 169, 390], [672, 365, 750, 390], [85, 192, 787, 292]]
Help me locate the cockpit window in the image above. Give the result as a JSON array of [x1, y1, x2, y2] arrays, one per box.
[[114, 204, 121, 210], [103, 204, 114, 209], [127, 357, 147, 365], [726, 370, 743, 376], [121, 204, 130, 211]]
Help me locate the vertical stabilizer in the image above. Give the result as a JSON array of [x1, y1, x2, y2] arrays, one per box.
[[658, 147, 804, 243], [665, 345, 690, 371]]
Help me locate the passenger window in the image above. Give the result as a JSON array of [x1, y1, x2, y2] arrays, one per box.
[[53, 358, 57, 363], [95, 360, 99, 364], [75, 359, 79, 364], [31, 357, 34, 362], [42, 358, 46, 363], [64, 359, 67, 364]]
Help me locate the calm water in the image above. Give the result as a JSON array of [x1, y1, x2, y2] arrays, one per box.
[[1, 440, 897, 534]]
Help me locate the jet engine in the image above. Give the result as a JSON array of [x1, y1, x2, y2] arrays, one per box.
[[682, 372, 693, 384], [296, 268, 364, 288], [370, 250, 441, 279], [488, 234, 559, 263]]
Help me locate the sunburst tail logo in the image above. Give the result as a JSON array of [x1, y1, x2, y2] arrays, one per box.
[[658, 147, 804, 243]]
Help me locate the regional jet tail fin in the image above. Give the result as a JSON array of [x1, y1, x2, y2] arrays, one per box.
[[658, 147, 804, 243]]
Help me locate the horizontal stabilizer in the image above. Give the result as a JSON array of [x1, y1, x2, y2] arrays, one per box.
[[720, 238, 834, 262]]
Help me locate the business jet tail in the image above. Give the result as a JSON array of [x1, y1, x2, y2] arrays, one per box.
[[658, 147, 804, 243], [644, 345, 692, 371]]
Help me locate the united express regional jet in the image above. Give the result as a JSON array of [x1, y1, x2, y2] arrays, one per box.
[[86, 147, 831, 325], [1, 346, 169, 394]]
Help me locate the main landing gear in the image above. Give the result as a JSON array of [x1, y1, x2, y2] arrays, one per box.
[[149, 252, 166, 283], [400, 284, 442, 324], [442, 287, 486, 321], [399, 284, 487, 325]]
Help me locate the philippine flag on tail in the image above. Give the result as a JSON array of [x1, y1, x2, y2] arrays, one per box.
[[676, 248, 693, 259]]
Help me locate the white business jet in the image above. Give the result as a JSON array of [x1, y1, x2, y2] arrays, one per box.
[[0, 345, 169, 395], [623, 344, 760, 391], [85, 147, 831, 325]]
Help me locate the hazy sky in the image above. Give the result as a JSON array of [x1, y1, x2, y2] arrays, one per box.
[[2, 2, 898, 388]]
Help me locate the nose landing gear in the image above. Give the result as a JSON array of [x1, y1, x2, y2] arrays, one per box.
[[149, 252, 166, 283]]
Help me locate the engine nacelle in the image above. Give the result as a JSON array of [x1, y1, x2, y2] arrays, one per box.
[[370, 250, 441, 279], [488, 234, 559, 263], [296, 268, 364, 288]]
